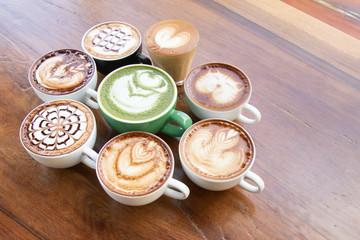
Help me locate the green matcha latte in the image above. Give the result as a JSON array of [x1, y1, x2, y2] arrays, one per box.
[[99, 65, 175, 121]]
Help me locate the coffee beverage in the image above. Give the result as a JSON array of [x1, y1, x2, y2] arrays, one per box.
[[97, 132, 172, 196], [145, 20, 199, 85], [99, 65, 175, 121], [29, 49, 96, 95], [20, 100, 95, 156], [179, 119, 253, 180], [82, 22, 141, 60], [185, 63, 251, 112]]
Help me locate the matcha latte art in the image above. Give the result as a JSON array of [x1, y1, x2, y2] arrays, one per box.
[[99, 65, 175, 121]]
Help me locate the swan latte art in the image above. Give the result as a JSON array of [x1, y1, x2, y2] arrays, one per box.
[[185, 63, 251, 111], [99, 65, 175, 121], [20, 100, 95, 156], [97, 132, 172, 196], [29, 49, 95, 95], [179, 119, 254, 180]]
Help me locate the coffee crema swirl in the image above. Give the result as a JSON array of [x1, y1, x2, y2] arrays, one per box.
[[20, 100, 94, 156], [30, 49, 95, 95], [98, 132, 172, 196], [180, 120, 253, 180]]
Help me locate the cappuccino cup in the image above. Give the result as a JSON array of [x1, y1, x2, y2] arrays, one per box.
[[179, 119, 264, 192], [28, 49, 99, 109], [184, 63, 261, 124], [87, 64, 193, 137], [82, 21, 152, 75], [82, 131, 190, 206], [19, 100, 97, 168], [145, 20, 199, 86]]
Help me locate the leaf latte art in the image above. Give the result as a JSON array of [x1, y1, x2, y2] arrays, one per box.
[[20, 100, 94, 156], [98, 133, 171, 196]]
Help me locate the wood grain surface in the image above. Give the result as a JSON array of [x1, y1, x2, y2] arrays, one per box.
[[0, 0, 359, 239]]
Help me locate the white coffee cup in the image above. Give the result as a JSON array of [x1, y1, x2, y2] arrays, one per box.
[[184, 63, 261, 124], [178, 118, 264, 192], [82, 132, 190, 206], [19, 100, 97, 168], [28, 49, 99, 109]]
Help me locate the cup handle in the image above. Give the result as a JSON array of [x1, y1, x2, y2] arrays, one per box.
[[136, 53, 152, 65], [160, 110, 193, 137], [238, 170, 265, 193], [84, 88, 99, 109], [164, 178, 190, 200], [81, 147, 98, 169], [237, 103, 261, 125]]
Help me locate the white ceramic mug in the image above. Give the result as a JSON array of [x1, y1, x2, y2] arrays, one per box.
[[28, 49, 99, 109], [82, 132, 190, 206], [178, 118, 264, 192], [19, 100, 97, 168], [184, 62, 261, 124]]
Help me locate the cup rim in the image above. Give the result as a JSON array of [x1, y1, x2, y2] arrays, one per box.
[[96, 131, 175, 198], [97, 64, 178, 123], [184, 62, 253, 113], [28, 48, 97, 96], [81, 21, 142, 61], [179, 118, 256, 182], [19, 99, 96, 158]]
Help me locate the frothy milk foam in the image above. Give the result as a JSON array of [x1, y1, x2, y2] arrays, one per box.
[[97, 132, 172, 196], [29, 49, 95, 95], [82, 22, 140, 59], [20, 100, 94, 156], [180, 119, 253, 180], [99, 65, 175, 121], [186, 63, 251, 111]]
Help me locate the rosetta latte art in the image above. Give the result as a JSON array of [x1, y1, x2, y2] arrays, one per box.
[[187, 127, 245, 177], [27, 104, 88, 152], [99, 136, 169, 195]]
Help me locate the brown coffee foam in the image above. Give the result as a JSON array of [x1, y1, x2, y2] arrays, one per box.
[[20, 100, 94, 156], [83, 22, 140, 59], [97, 132, 173, 196], [145, 20, 199, 56], [180, 119, 253, 180], [29, 49, 95, 95], [185, 63, 251, 111]]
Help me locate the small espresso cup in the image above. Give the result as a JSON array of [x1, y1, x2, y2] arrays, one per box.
[[87, 64, 193, 137], [82, 131, 190, 206], [19, 100, 97, 168], [179, 118, 264, 192], [184, 63, 261, 124], [81, 21, 152, 75], [28, 49, 99, 109]]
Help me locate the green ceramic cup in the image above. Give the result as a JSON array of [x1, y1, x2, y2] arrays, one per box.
[[88, 64, 192, 137]]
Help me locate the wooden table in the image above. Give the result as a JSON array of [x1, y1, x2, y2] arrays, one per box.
[[1, 0, 359, 239]]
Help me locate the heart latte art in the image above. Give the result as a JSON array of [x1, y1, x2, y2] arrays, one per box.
[[97, 132, 172, 196], [30, 49, 95, 95], [155, 25, 191, 48], [20, 100, 94, 156], [180, 119, 253, 180]]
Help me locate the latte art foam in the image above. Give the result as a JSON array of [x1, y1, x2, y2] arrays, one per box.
[[186, 63, 251, 111], [155, 25, 191, 48], [100, 66, 174, 121], [20, 100, 94, 156], [180, 120, 253, 180], [97, 133, 172, 196], [83, 22, 140, 59], [30, 49, 95, 95]]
